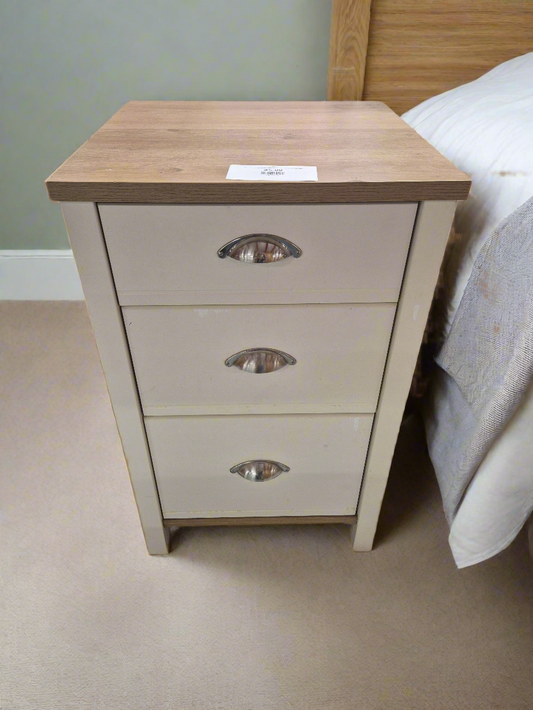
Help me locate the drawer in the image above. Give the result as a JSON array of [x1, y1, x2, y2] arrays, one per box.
[[100, 203, 417, 305], [145, 414, 373, 518], [124, 303, 395, 415]]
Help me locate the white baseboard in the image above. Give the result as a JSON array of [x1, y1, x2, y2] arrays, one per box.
[[0, 250, 84, 300]]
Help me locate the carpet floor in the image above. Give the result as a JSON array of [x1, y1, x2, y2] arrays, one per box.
[[1, 302, 533, 710]]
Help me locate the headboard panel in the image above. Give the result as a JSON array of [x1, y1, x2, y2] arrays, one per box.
[[329, 0, 533, 114]]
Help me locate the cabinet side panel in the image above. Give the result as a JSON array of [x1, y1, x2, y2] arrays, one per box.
[[60, 202, 169, 555], [352, 201, 457, 551]]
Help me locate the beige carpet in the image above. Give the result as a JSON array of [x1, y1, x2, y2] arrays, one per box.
[[1, 302, 533, 710]]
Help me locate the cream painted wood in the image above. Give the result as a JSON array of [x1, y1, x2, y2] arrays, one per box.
[[145, 414, 373, 518], [123, 303, 395, 416], [49, 103, 468, 555], [60, 202, 169, 555], [351, 200, 457, 551], [99, 203, 417, 306]]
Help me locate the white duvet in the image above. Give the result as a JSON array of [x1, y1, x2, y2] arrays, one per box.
[[403, 53, 533, 567]]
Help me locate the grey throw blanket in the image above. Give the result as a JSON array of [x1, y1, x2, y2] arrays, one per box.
[[430, 195, 533, 522]]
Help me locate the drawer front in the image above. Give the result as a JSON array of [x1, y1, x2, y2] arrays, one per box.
[[124, 303, 395, 415], [146, 414, 373, 518], [100, 203, 417, 305]]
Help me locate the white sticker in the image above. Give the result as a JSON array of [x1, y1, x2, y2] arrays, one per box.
[[226, 165, 318, 182]]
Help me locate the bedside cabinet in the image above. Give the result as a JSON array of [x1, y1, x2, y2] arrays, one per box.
[[46, 101, 470, 555]]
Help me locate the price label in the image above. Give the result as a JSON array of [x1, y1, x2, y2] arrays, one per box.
[[226, 165, 318, 182]]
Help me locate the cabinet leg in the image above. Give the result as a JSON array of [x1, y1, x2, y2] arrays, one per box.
[[144, 525, 171, 555], [350, 522, 374, 552]]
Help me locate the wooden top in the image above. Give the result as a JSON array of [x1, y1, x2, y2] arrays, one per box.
[[46, 101, 470, 204]]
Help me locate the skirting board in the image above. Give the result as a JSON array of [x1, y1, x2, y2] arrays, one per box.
[[0, 250, 84, 300]]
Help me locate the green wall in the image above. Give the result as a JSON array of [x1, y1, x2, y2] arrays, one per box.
[[0, 0, 331, 249]]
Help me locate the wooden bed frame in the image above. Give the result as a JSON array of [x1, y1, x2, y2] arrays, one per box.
[[328, 0, 533, 114]]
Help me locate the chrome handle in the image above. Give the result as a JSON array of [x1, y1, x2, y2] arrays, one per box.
[[225, 348, 296, 374], [217, 234, 302, 263], [230, 460, 290, 482]]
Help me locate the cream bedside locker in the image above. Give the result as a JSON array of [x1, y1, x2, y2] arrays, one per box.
[[46, 102, 470, 555]]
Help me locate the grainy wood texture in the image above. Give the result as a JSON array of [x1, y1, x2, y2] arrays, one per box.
[[46, 102, 470, 203], [352, 201, 457, 551], [327, 0, 373, 100], [163, 515, 357, 528], [363, 0, 533, 114], [60, 203, 169, 555]]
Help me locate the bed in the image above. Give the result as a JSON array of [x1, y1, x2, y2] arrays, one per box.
[[327, 1, 533, 567]]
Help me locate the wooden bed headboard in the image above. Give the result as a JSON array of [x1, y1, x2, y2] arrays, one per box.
[[328, 0, 533, 114]]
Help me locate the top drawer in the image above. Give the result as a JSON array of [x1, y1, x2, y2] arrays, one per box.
[[100, 204, 417, 306]]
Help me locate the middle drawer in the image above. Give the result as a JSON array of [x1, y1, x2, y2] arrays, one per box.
[[124, 303, 395, 415]]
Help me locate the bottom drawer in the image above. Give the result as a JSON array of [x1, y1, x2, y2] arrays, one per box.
[[145, 414, 373, 518]]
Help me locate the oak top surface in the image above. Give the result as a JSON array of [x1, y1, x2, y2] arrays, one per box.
[[46, 101, 470, 204]]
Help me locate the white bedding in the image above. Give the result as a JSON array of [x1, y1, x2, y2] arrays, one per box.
[[450, 374, 533, 566], [403, 52, 533, 338], [403, 53, 533, 567]]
